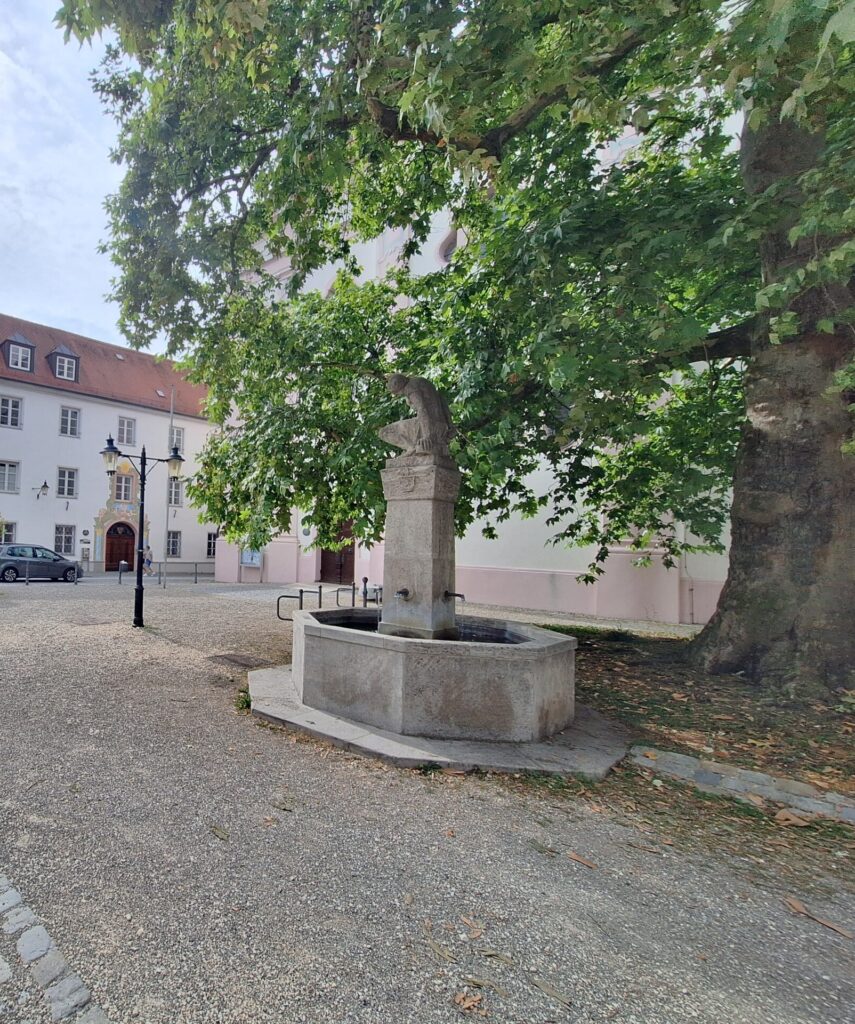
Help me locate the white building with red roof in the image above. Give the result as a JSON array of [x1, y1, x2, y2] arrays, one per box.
[[0, 314, 218, 574]]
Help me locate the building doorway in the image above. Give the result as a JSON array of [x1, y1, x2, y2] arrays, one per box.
[[319, 522, 354, 585], [105, 522, 136, 571]]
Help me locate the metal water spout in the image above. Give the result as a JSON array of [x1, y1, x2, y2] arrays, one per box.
[[395, 587, 411, 601], [444, 590, 465, 602]]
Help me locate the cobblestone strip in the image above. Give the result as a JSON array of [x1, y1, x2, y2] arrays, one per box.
[[631, 745, 855, 824], [0, 871, 112, 1022]]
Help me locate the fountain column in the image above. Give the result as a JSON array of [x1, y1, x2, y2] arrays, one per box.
[[379, 453, 460, 640]]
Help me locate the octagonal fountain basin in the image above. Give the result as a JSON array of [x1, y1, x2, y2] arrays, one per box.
[[291, 608, 577, 742]]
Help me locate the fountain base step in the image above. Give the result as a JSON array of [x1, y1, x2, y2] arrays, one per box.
[[249, 665, 632, 778]]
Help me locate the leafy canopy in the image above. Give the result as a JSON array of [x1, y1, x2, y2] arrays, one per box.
[[58, 0, 854, 570]]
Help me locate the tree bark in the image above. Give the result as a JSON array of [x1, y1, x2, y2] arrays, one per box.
[[692, 115, 855, 693]]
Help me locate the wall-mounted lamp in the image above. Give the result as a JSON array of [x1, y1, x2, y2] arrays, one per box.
[[33, 480, 49, 499]]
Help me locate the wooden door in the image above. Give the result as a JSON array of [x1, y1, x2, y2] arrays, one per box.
[[105, 523, 136, 571], [319, 522, 354, 584]]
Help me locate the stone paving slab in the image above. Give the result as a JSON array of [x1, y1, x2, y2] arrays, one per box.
[[631, 745, 855, 824], [249, 666, 631, 778]]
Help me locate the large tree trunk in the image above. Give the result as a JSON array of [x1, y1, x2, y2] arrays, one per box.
[[692, 115, 855, 694]]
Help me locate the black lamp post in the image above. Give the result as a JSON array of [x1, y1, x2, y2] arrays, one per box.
[[100, 435, 184, 627]]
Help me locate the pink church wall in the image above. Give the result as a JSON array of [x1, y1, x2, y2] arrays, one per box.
[[215, 536, 723, 625], [679, 578, 724, 626]]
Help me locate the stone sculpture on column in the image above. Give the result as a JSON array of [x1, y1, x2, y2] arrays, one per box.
[[378, 374, 461, 640]]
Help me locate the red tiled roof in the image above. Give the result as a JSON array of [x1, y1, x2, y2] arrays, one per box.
[[0, 314, 207, 419]]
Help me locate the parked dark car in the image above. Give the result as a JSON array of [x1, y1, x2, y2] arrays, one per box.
[[0, 544, 84, 582]]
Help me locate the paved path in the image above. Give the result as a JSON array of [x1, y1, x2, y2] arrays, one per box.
[[0, 581, 853, 1023]]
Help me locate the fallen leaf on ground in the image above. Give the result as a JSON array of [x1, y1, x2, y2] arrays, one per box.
[[423, 921, 457, 962], [774, 809, 812, 827], [566, 851, 597, 869], [461, 915, 484, 939], [783, 896, 853, 939], [271, 798, 294, 812], [463, 976, 507, 997], [445, 828, 456, 837], [262, 816, 278, 827], [744, 794, 766, 808], [530, 978, 573, 1008], [453, 992, 485, 1014], [442, 768, 467, 775], [627, 842, 662, 854], [671, 692, 688, 701], [425, 936, 457, 962], [403, 893, 414, 906], [478, 948, 515, 965], [642, 751, 657, 760], [210, 825, 229, 841], [529, 839, 558, 856]]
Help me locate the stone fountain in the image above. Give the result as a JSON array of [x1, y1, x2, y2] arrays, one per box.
[[287, 374, 577, 743], [247, 375, 642, 774]]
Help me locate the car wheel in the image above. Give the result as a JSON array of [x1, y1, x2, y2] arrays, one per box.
[[1, 566, 18, 582], [63, 568, 77, 582]]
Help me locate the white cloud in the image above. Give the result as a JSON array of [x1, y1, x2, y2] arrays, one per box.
[[0, 1, 148, 348]]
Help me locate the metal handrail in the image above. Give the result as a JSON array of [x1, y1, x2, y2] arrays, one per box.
[[276, 579, 383, 621], [276, 586, 323, 621]]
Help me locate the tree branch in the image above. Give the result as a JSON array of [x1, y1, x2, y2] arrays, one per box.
[[684, 321, 755, 362], [363, 24, 652, 159], [638, 321, 756, 376]]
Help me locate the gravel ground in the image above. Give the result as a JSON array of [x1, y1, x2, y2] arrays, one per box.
[[0, 579, 853, 1024]]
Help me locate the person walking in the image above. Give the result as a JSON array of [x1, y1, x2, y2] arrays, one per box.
[[143, 544, 154, 576]]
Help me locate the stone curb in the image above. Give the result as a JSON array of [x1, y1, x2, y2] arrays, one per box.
[[0, 872, 113, 1022], [630, 745, 855, 825]]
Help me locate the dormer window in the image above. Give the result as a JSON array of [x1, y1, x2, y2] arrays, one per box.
[[3, 334, 36, 372], [55, 355, 77, 380], [9, 344, 32, 371], [46, 346, 79, 382]]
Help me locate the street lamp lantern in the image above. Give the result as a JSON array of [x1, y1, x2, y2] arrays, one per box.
[[100, 435, 122, 476], [99, 436, 186, 628], [167, 445, 184, 479]]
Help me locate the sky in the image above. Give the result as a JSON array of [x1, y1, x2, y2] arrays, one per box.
[[0, 1, 134, 348]]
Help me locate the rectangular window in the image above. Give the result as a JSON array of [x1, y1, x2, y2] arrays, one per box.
[[168, 477, 183, 506], [0, 396, 22, 428], [117, 416, 136, 446], [115, 474, 133, 502], [57, 467, 77, 498], [167, 530, 182, 558], [55, 355, 77, 380], [8, 344, 31, 371], [54, 525, 75, 555], [0, 461, 19, 493], [206, 532, 217, 558], [169, 425, 185, 452], [59, 406, 80, 437], [1, 522, 15, 544]]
